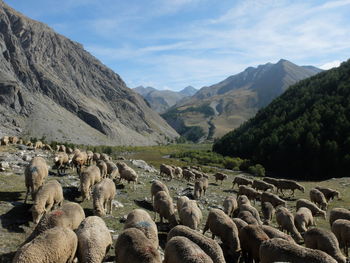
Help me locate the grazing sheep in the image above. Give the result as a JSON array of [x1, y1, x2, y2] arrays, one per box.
[[42, 144, 53, 151], [34, 141, 43, 150], [80, 165, 101, 201], [239, 204, 263, 225], [203, 208, 240, 259], [177, 196, 190, 211], [263, 177, 280, 186], [31, 180, 64, 224], [315, 186, 341, 202], [261, 202, 275, 225], [153, 191, 178, 227], [238, 185, 260, 204], [96, 160, 108, 178], [260, 238, 338, 263], [115, 228, 161, 263], [117, 162, 138, 189], [232, 218, 248, 231], [58, 145, 66, 152], [213, 172, 228, 184], [237, 195, 251, 207], [239, 224, 269, 263], [167, 225, 226, 263], [252, 179, 275, 192], [25, 202, 85, 243], [310, 188, 328, 210], [304, 227, 346, 263], [296, 199, 326, 219], [232, 176, 253, 189], [223, 195, 238, 218], [13, 227, 77, 263], [261, 225, 295, 243], [92, 178, 116, 217], [105, 161, 119, 179], [92, 152, 101, 164], [24, 157, 48, 203], [9, 136, 18, 144], [238, 211, 259, 225], [179, 200, 202, 230], [66, 147, 73, 154], [262, 191, 287, 208], [182, 169, 195, 182], [151, 180, 169, 202], [329, 208, 350, 226], [124, 209, 159, 248], [164, 236, 213, 263], [276, 207, 303, 243], [100, 153, 110, 162], [1, 135, 9, 145], [275, 179, 305, 196], [194, 177, 208, 199], [173, 166, 183, 178], [72, 151, 88, 174], [160, 163, 174, 179], [294, 207, 315, 233], [76, 216, 112, 263], [86, 150, 94, 165], [54, 152, 69, 175], [332, 219, 350, 257]]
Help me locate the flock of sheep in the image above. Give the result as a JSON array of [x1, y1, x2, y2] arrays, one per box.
[[1, 135, 350, 263]]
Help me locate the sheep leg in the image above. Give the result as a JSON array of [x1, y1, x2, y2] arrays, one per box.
[[46, 202, 54, 212], [24, 187, 31, 204], [203, 223, 209, 235], [211, 233, 215, 239]]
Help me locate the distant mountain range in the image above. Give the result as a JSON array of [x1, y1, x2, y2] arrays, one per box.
[[162, 59, 323, 142], [0, 1, 178, 145], [133, 86, 197, 113]]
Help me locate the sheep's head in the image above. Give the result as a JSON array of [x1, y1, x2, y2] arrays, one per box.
[[316, 210, 326, 219], [31, 204, 45, 224], [299, 185, 305, 193], [94, 207, 105, 217], [321, 202, 328, 211]]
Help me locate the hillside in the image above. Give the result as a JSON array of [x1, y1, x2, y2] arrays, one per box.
[[162, 59, 322, 142], [0, 1, 178, 145], [213, 59, 350, 180], [133, 86, 197, 113]]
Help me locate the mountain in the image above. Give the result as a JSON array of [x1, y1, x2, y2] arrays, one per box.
[[0, 1, 178, 145], [213, 59, 349, 180], [162, 59, 322, 142], [133, 86, 198, 113]]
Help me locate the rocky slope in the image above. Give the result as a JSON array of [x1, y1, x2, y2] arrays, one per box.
[[133, 86, 197, 113], [0, 1, 178, 145], [162, 59, 322, 141]]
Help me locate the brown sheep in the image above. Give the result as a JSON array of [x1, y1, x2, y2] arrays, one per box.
[[294, 207, 315, 233], [310, 188, 328, 210], [153, 191, 178, 227], [213, 172, 228, 184], [160, 163, 174, 180], [329, 208, 350, 226], [194, 177, 208, 199], [151, 180, 169, 202], [179, 200, 202, 230], [86, 150, 94, 166], [261, 202, 275, 225], [296, 199, 326, 219], [54, 152, 69, 175], [92, 178, 116, 217], [276, 207, 303, 243], [116, 162, 138, 189], [261, 225, 295, 243], [24, 157, 48, 203], [182, 169, 195, 182], [96, 160, 108, 178], [105, 161, 119, 179], [275, 179, 305, 196], [261, 191, 286, 207], [1, 136, 9, 145], [315, 186, 341, 202], [252, 179, 275, 192], [232, 175, 253, 189], [238, 185, 260, 204], [223, 195, 238, 218], [72, 151, 88, 174], [332, 219, 350, 257], [80, 165, 101, 201]]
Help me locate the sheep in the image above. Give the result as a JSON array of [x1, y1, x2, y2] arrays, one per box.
[[240, 203, 263, 225], [252, 179, 275, 192], [115, 228, 161, 263], [167, 225, 226, 263], [117, 162, 138, 189], [261, 225, 295, 243], [42, 144, 53, 151], [203, 208, 240, 259], [262, 177, 279, 186], [164, 236, 213, 263], [66, 147, 73, 154], [76, 216, 112, 263], [80, 165, 101, 201], [93, 152, 101, 164], [329, 208, 350, 226], [304, 227, 346, 263], [58, 144, 66, 152], [25, 202, 85, 243], [1, 135, 9, 145], [100, 153, 110, 162], [260, 238, 338, 263], [310, 188, 328, 210], [105, 161, 119, 179], [239, 224, 269, 263], [194, 177, 208, 199], [54, 152, 69, 175], [315, 186, 341, 202], [24, 157, 48, 203], [96, 160, 108, 178], [72, 151, 88, 174], [332, 219, 350, 257], [232, 218, 248, 231], [160, 163, 174, 180], [92, 178, 116, 217], [238, 211, 259, 225], [296, 199, 326, 219], [261, 191, 286, 207], [223, 195, 238, 218], [182, 169, 195, 181], [275, 206, 303, 243], [151, 180, 169, 202], [213, 172, 228, 184], [275, 179, 305, 196], [294, 207, 315, 233], [13, 227, 78, 263], [237, 195, 251, 207], [153, 190, 178, 227], [232, 175, 253, 189], [31, 180, 64, 224], [261, 201, 275, 225], [9, 136, 18, 144], [179, 200, 202, 230], [86, 150, 94, 165], [124, 209, 159, 248], [177, 196, 190, 211], [238, 185, 260, 204], [173, 166, 183, 178], [34, 141, 43, 150]]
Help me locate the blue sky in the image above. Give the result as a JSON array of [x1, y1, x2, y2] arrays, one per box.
[[5, 0, 350, 91]]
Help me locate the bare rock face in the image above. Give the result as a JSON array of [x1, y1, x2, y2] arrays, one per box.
[[0, 1, 178, 145]]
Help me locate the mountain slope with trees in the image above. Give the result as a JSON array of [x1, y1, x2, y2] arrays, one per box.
[[213, 59, 350, 180]]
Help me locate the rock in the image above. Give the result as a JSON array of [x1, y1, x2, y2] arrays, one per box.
[[112, 200, 124, 208], [119, 215, 127, 223], [22, 155, 32, 162], [0, 161, 10, 169], [131, 159, 158, 173]]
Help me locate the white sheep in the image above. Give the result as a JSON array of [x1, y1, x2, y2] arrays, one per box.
[[179, 200, 202, 230], [24, 157, 48, 203], [96, 160, 108, 178], [117, 162, 138, 189], [54, 152, 69, 175], [160, 163, 174, 179], [194, 177, 208, 199], [151, 180, 170, 202], [294, 207, 315, 233], [153, 190, 178, 227], [296, 199, 326, 219], [76, 216, 112, 263], [177, 196, 190, 211], [92, 178, 116, 216], [80, 165, 101, 201]]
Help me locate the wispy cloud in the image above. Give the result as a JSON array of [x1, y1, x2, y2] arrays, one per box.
[[320, 60, 342, 70]]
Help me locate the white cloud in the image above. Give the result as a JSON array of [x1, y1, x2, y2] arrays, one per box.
[[320, 60, 342, 70]]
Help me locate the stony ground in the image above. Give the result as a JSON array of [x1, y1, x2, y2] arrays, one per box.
[[0, 144, 350, 262]]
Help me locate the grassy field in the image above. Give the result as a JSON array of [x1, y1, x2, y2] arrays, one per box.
[[0, 144, 349, 262]]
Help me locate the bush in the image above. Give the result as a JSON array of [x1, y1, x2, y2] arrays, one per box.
[[248, 164, 265, 177]]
